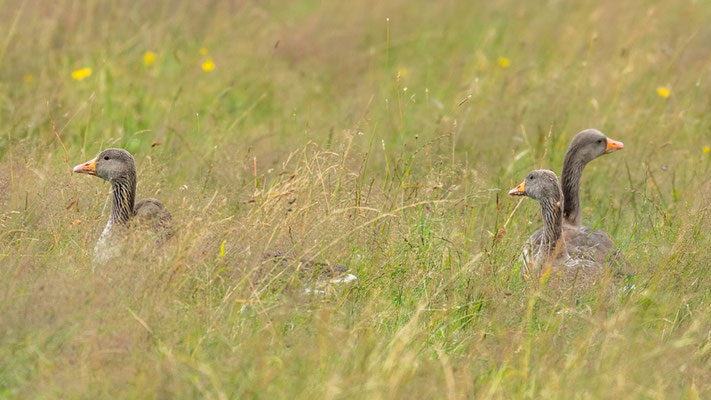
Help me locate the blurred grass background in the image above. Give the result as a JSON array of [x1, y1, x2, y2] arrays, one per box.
[[1, 0, 711, 398]]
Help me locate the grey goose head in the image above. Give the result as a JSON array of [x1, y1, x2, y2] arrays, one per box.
[[73, 148, 136, 183], [508, 169, 562, 203], [567, 129, 624, 165]]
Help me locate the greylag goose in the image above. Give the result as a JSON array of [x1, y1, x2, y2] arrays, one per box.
[[509, 170, 569, 271], [521, 130, 625, 269], [509, 169, 622, 280], [561, 129, 624, 226], [73, 148, 172, 261], [264, 252, 358, 294]]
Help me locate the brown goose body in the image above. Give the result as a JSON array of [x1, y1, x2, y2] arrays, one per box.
[[525, 224, 623, 271], [73, 148, 172, 261], [134, 198, 172, 234], [263, 252, 358, 294]]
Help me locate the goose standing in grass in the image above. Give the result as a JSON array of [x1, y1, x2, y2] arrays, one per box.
[[73, 148, 172, 261], [509, 169, 623, 280]]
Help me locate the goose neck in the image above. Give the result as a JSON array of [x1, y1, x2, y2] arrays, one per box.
[[539, 197, 563, 256], [561, 154, 586, 226], [109, 175, 136, 226]]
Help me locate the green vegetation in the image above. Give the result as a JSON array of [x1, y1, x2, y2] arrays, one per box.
[[1, 0, 710, 398]]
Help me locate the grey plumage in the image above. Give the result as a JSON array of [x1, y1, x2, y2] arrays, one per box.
[[510, 169, 625, 280], [73, 148, 172, 261], [520, 130, 626, 272], [561, 129, 623, 226], [510, 170, 568, 273]]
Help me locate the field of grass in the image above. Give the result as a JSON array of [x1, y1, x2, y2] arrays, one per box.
[[1, 0, 711, 398]]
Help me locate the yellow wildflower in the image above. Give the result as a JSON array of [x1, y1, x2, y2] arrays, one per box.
[[23, 74, 34, 84], [143, 51, 156, 66], [71, 67, 92, 81], [703, 146, 710, 154], [397, 66, 409, 78], [202, 59, 215, 72], [199, 47, 208, 55], [498, 57, 511, 68], [656, 86, 671, 98]]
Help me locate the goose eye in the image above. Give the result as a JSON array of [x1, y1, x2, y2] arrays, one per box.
[[597, 139, 604, 144], [103, 156, 109, 160]]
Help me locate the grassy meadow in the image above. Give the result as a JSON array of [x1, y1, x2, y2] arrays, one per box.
[[2, 0, 711, 397]]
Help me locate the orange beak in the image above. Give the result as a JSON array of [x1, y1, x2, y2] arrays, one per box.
[[508, 180, 526, 196], [605, 138, 624, 153], [73, 157, 97, 175]]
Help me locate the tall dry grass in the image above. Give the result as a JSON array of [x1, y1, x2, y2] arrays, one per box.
[[1, 0, 711, 398]]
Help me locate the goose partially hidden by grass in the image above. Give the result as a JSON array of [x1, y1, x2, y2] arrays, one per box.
[[73, 148, 172, 261], [263, 252, 358, 295], [509, 170, 569, 271], [509, 169, 623, 282], [519, 129, 626, 274]]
